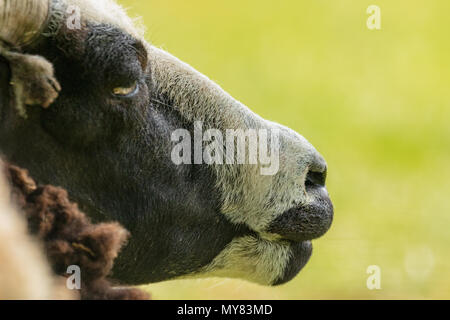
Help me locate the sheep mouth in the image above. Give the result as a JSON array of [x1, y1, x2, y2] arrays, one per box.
[[267, 185, 334, 243]]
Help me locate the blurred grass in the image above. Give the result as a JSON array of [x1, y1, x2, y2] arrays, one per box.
[[119, 0, 450, 299]]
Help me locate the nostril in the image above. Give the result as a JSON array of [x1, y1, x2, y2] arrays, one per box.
[[305, 168, 327, 188]]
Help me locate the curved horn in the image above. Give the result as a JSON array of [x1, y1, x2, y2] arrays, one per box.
[[0, 0, 50, 47]]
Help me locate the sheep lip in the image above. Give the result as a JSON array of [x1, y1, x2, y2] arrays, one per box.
[[267, 186, 334, 242]]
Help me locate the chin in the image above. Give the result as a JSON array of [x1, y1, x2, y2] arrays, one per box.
[[192, 236, 314, 286], [272, 241, 313, 285]]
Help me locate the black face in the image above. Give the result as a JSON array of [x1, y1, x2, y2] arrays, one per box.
[[0, 21, 333, 286], [0, 24, 253, 284]]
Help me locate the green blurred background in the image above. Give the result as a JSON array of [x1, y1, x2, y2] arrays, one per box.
[[119, 0, 450, 299]]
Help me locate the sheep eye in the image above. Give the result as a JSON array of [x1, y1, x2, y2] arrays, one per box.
[[112, 82, 139, 97]]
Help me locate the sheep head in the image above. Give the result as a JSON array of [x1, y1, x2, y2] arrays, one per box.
[[0, 0, 333, 286]]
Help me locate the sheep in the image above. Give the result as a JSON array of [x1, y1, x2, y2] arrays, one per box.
[[0, 0, 333, 288], [0, 162, 70, 299]]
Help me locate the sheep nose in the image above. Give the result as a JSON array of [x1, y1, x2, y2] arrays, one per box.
[[305, 154, 327, 189], [266, 147, 333, 242]]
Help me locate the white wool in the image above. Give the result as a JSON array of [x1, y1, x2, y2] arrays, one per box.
[[196, 236, 292, 285]]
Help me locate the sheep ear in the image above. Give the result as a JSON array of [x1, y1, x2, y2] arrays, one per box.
[[133, 40, 148, 72]]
